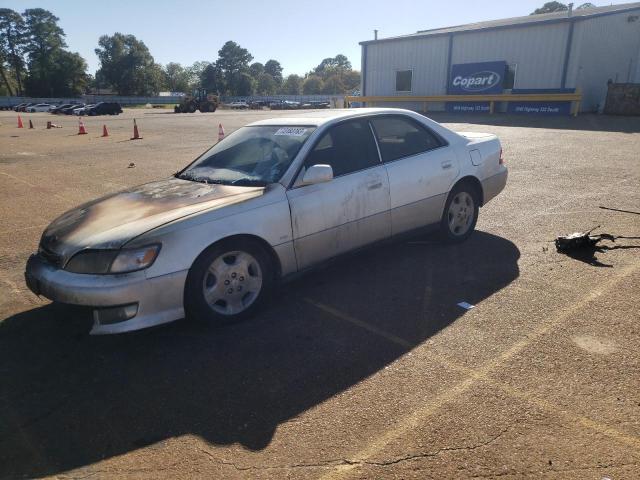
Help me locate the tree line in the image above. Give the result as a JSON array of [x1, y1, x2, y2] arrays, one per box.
[[0, 7, 360, 97], [0, 8, 89, 96]]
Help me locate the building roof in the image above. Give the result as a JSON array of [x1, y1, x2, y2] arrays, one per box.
[[361, 2, 640, 45]]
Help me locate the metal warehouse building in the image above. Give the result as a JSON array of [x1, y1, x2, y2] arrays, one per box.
[[359, 2, 640, 113]]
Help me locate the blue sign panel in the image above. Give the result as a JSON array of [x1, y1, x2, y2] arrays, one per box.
[[507, 88, 574, 115], [448, 61, 506, 95], [447, 61, 505, 113], [447, 102, 492, 113]]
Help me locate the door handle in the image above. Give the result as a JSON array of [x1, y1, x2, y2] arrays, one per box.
[[367, 182, 383, 190], [441, 161, 452, 170]]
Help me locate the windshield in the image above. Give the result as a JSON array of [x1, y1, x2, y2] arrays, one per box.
[[177, 125, 315, 186]]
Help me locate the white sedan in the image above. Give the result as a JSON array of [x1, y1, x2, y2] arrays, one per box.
[[26, 103, 52, 112], [25, 108, 507, 334]]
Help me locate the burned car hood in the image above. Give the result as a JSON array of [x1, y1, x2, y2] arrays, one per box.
[[40, 178, 263, 262]]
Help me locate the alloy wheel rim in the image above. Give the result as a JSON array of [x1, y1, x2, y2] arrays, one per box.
[[447, 192, 474, 236], [202, 251, 263, 315]]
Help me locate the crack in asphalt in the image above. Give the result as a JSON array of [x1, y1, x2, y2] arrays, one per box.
[[347, 426, 510, 467]]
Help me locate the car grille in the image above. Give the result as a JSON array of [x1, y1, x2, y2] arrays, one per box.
[[39, 247, 64, 269]]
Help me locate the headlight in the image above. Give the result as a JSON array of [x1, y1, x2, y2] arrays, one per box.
[[65, 245, 160, 274], [109, 245, 161, 273]]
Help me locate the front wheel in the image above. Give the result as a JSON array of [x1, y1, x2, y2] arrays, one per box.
[[439, 184, 479, 243], [184, 239, 274, 325]]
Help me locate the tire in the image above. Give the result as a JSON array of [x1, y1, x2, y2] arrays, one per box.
[[210, 104, 217, 112], [184, 238, 275, 326], [174, 106, 180, 113], [187, 103, 196, 113], [439, 182, 479, 243]]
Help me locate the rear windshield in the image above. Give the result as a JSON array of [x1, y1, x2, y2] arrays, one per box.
[[178, 125, 315, 186]]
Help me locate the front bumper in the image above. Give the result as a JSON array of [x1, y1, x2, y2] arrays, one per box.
[[25, 254, 187, 335]]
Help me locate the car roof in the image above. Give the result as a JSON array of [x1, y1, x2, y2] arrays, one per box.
[[247, 108, 419, 127]]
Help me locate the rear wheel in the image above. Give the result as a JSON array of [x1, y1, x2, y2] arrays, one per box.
[[439, 183, 479, 243], [185, 239, 275, 325]]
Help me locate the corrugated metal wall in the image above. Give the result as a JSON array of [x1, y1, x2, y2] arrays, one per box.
[[566, 11, 640, 111], [451, 23, 569, 89], [364, 35, 449, 110]]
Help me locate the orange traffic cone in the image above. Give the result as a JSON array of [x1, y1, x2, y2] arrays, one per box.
[[17, 115, 23, 128], [131, 118, 142, 140], [46, 121, 52, 129], [29, 119, 34, 129], [78, 117, 87, 135], [218, 123, 225, 142], [102, 125, 109, 137]]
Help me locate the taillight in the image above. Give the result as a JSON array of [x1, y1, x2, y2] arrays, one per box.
[[499, 147, 504, 165]]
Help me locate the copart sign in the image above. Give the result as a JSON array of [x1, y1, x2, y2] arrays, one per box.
[[449, 61, 506, 95]]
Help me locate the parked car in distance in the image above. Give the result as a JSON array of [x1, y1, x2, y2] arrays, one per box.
[[73, 104, 95, 115], [86, 102, 123, 115], [17, 103, 36, 112], [60, 104, 84, 115], [227, 101, 249, 109], [249, 100, 270, 110], [24, 108, 507, 335], [270, 100, 301, 110], [50, 103, 73, 114], [26, 103, 53, 112], [13, 102, 29, 112]]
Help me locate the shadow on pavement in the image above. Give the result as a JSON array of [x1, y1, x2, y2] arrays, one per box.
[[423, 112, 640, 134], [0, 231, 519, 479]]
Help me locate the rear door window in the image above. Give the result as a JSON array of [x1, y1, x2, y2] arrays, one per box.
[[370, 116, 445, 163], [304, 119, 380, 177]]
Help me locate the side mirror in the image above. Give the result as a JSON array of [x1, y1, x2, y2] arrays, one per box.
[[301, 164, 333, 186]]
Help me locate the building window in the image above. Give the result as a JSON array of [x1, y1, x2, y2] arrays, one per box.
[[395, 70, 412, 92], [504, 64, 517, 90]]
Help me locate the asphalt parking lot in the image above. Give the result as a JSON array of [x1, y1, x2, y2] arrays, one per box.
[[0, 108, 639, 480]]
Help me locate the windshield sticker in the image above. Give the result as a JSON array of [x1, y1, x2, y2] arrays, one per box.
[[274, 127, 307, 136]]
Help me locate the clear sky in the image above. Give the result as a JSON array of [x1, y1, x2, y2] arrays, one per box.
[[1, 1, 631, 76]]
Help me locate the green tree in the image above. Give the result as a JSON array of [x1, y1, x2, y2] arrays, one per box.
[[530, 2, 568, 14], [216, 41, 253, 94], [343, 70, 361, 92], [23, 8, 67, 96], [256, 72, 277, 95], [232, 71, 254, 96], [281, 74, 303, 95], [49, 50, 89, 96], [322, 74, 346, 94], [264, 59, 283, 84], [249, 62, 264, 79], [313, 54, 352, 80], [0, 8, 27, 95], [201, 62, 224, 93], [164, 62, 189, 92], [185, 61, 210, 90], [303, 75, 323, 94], [95, 33, 163, 95]]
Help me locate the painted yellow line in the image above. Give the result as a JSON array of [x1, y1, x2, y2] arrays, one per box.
[[312, 264, 638, 479], [304, 298, 412, 349]]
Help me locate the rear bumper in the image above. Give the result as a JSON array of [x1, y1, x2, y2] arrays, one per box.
[[25, 254, 187, 335], [481, 168, 508, 205]]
